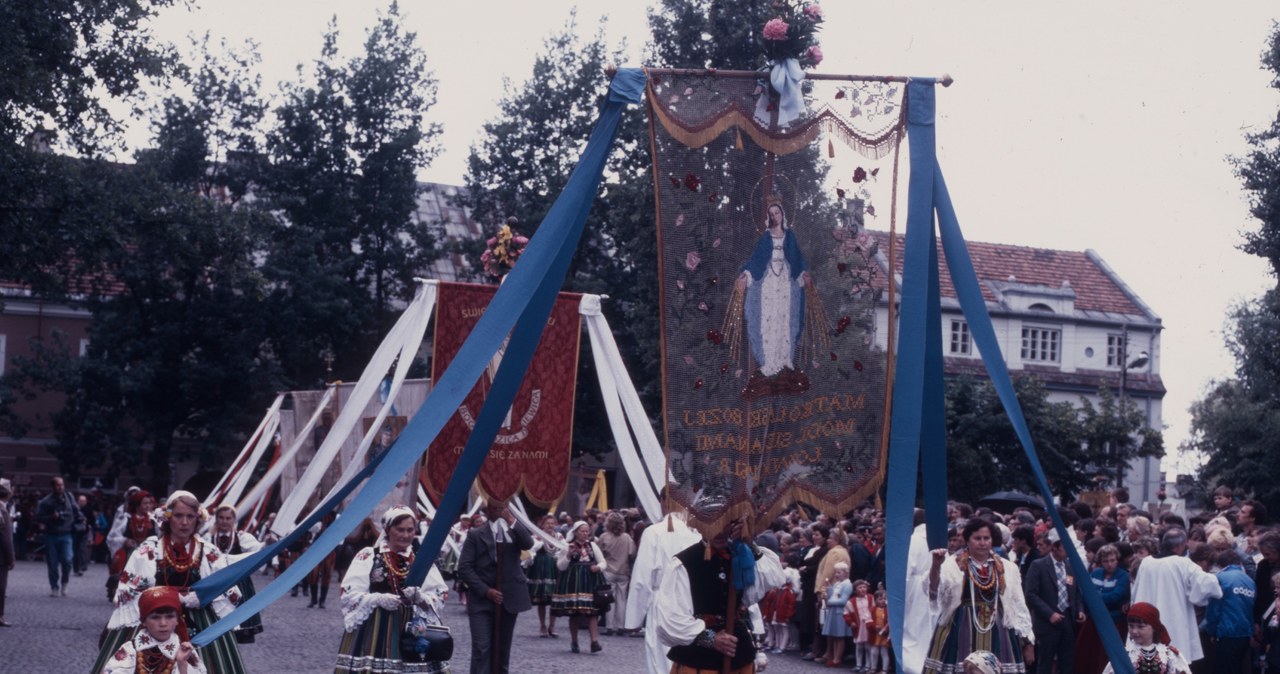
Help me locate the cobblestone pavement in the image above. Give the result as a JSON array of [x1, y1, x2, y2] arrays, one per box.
[[1, 559, 834, 673]]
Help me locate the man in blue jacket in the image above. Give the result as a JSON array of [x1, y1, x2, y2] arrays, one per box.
[[1201, 548, 1255, 674]]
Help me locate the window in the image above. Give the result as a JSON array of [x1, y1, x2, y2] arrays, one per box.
[[1021, 326, 1060, 363], [1106, 334, 1126, 367], [949, 320, 971, 355]]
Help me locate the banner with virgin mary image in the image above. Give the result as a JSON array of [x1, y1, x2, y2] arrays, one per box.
[[422, 282, 583, 507], [645, 69, 907, 532]]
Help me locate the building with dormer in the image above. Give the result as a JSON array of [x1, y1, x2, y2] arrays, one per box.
[[872, 232, 1166, 507]]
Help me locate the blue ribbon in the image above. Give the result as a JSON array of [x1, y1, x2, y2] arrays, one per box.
[[190, 67, 646, 647], [885, 80, 1133, 674], [730, 540, 756, 591], [769, 58, 806, 127]]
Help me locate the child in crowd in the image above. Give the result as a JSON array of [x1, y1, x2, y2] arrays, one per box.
[[842, 577, 872, 671], [821, 562, 853, 667], [101, 586, 204, 674], [1101, 602, 1190, 674], [761, 559, 798, 654], [867, 589, 890, 674], [961, 651, 1001, 674]]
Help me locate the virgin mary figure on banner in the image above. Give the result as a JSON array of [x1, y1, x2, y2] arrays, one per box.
[[736, 195, 812, 399]]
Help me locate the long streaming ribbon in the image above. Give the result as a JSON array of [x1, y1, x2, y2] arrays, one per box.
[[885, 80, 1133, 674], [190, 68, 646, 646]]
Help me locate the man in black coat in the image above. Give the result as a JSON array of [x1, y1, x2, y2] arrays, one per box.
[[1023, 528, 1084, 674], [457, 498, 534, 674]]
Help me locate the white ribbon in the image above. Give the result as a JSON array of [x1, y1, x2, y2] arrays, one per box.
[[755, 58, 807, 128]]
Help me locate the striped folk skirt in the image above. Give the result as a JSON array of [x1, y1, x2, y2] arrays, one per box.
[[335, 605, 450, 674], [233, 576, 264, 639], [922, 603, 1026, 674], [550, 561, 601, 617], [527, 551, 558, 606]]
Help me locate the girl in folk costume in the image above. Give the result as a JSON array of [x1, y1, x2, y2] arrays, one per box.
[[841, 577, 874, 672], [923, 518, 1035, 674], [1101, 602, 1191, 674], [101, 586, 205, 674], [552, 521, 607, 654], [526, 514, 562, 638], [106, 490, 157, 604], [336, 506, 451, 674], [210, 505, 263, 644], [92, 492, 246, 674], [818, 562, 853, 666], [760, 560, 798, 653], [867, 589, 890, 674]]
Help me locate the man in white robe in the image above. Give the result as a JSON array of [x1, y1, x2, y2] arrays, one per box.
[[627, 512, 703, 674], [902, 518, 941, 674], [1129, 528, 1223, 662]]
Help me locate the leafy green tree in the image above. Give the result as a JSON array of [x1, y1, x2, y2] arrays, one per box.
[[1190, 25, 1280, 514], [945, 375, 1091, 503], [261, 4, 442, 385]]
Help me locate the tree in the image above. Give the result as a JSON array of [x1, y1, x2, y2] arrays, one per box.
[[1190, 24, 1280, 515], [0, 0, 178, 150], [261, 4, 442, 385], [945, 375, 1090, 503], [3, 44, 280, 491]]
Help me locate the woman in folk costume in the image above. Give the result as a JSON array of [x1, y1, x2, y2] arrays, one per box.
[[336, 505, 450, 674], [923, 518, 1035, 674], [106, 490, 157, 603], [1101, 602, 1191, 674], [526, 514, 563, 638], [101, 586, 206, 674], [92, 491, 245, 674], [210, 505, 263, 644], [552, 520, 607, 654]]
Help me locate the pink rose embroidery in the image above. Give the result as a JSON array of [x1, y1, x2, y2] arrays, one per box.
[[685, 251, 701, 271]]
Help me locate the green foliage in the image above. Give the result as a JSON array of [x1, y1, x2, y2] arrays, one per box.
[[945, 376, 1090, 503], [1191, 25, 1280, 516], [0, 0, 178, 150], [260, 4, 442, 385]]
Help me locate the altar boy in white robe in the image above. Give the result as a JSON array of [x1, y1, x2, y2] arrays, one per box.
[[1128, 528, 1222, 663]]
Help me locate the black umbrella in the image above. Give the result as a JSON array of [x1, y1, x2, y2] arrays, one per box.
[[977, 490, 1045, 514]]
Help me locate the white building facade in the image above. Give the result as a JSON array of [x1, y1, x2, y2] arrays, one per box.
[[872, 234, 1166, 508]]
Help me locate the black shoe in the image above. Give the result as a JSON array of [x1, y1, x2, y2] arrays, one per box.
[[591, 641, 602, 653], [571, 642, 579, 653], [290, 588, 299, 597], [308, 600, 317, 608], [318, 602, 325, 609]]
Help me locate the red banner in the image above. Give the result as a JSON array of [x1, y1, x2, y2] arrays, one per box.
[[422, 282, 582, 506]]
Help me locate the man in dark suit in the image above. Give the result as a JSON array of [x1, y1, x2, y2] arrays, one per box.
[[1023, 528, 1084, 674], [458, 498, 534, 674]]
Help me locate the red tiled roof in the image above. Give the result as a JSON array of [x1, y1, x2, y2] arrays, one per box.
[[870, 231, 1145, 316]]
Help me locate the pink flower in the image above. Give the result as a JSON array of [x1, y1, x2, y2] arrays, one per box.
[[514, 236, 529, 245], [803, 4, 823, 20], [712, 238, 721, 248], [683, 87, 694, 96], [683, 355, 695, 366], [685, 251, 702, 271], [675, 213, 685, 228], [806, 45, 824, 65], [698, 301, 709, 312], [677, 279, 686, 290], [763, 18, 790, 41]]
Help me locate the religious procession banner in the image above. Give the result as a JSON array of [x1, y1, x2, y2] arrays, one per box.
[[423, 282, 582, 506], [646, 68, 907, 532]]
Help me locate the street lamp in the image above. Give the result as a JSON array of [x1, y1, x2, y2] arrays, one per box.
[[1115, 344, 1150, 487]]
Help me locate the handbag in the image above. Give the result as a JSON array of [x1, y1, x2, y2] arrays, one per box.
[[401, 603, 453, 663], [593, 582, 615, 610]]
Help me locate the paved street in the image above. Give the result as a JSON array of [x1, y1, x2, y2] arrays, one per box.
[[1, 559, 831, 673]]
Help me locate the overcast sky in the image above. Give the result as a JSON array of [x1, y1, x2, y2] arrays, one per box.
[[145, 1, 1280, 475]]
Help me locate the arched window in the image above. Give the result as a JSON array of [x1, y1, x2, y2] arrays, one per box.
[[1027, 302, 1054, 313]]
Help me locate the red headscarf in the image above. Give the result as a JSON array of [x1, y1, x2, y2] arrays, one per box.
[[127, 490, 153, 514], [138, 586, 190, 643], [1126, 602, 1171, 645]]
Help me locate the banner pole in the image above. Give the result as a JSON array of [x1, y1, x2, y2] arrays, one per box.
[[614, 66, 953, 87]]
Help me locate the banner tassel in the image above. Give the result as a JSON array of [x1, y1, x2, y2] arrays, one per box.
[[828, 139, 835, 158], [735, 127, 744, 150]]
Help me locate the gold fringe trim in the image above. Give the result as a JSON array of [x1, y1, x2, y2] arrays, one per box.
[[647, 85, 905, 160]]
